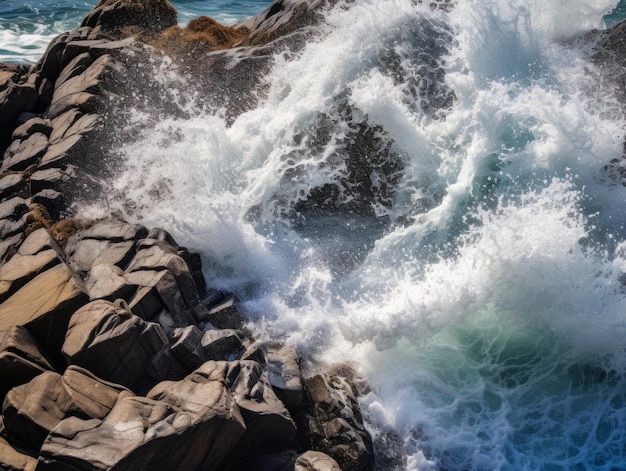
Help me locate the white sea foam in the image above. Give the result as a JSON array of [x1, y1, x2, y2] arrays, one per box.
[[78, 0, 626, 468]]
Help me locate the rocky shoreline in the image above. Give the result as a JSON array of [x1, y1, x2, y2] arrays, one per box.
[[2, 0, 626, 469], [0, 1, 379, 469]]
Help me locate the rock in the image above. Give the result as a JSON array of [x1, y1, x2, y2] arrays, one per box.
[[31, 189, 65, 219], [0, 246, 61, 303], [16, 227, 59, 256], [67, 237, 136, 274], [52, 54, 113, 105], [201, 328, 244, 361], [0, 173, 27, 200], [11, 117, 52, 140], [84, 263, 135, 301], [46, 91, 101, 121], [201, 293, 244, 329], [29, 166, 78, 195], [0, 263, 87, 368], [226, 360, 297, 455], [0, 436, 37, 471], [81, 0, 178, 37], [124, 269, 197, 329], [0, 325, 52, 400], [295, 451, 342, 471], [2, 367, 132, 453], [62, 299, 185, 393], [1, 132, 49, 172], [39, 362, 246, 470], [302, 368, 374, 471], [170, 325, 208, 371], [266, 343, 303, 407]]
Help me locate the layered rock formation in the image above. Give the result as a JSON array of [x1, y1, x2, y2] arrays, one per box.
[[0, 0, 378, 469]]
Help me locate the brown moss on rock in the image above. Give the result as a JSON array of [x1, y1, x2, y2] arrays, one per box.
[[150, 16, 250, 57]]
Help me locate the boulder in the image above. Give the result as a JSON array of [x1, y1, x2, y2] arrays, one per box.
[[39, 362, 246, 470], [226, 360, 297, 455], [201, 293, 244, 329], [266, 343, 303, 407], [296, 451, 342, 471], [0, 436, 37, 471], [201, 329, 244, 361], [0, 247, 61, 303], [302, 368, 374, 471], [62, 299, 185, 393], [0, 263, 88, 367], [81, 0, 178, 37], [2, 367, 131, 452], [170, 325, 208, 371], [0, 325, 52, 400], [1, 133, 49, 173]]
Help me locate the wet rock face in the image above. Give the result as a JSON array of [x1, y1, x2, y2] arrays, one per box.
[[0, 0, 378, 469]]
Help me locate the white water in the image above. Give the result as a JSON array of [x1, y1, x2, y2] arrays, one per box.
[[80, 0, 626, 469]]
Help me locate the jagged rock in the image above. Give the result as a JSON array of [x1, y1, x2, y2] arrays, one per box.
[[2, 367, 132, 452], [0, 263, 87, 367], [29, 166, 77, 195], [296, 451, 343, 471], [0, 234, 23, 264], [16, 227, 58, 256], [266, 343, 303, 407], [0, 173, 27, 200], [201, 293, 244, 329], [66, 237, 136, 274], [226, 360, 297, 455], [62, 299, 185, 393], [46, 91, 101, 121], [0, 78, 38, 144], [1, 132, 49, 172], [56, 52, 93, 88], [170, 325, 208, 370], [0, 436, 36, 471], [53, 54, 113, 104], [39, 362, 246, 470], [124, 269, 197, 329], [0, 245, 61, 303], [0, 325, 53, 400], [81, 0, 178, 38], [48, 108, 82, 143], [201, 329, 244, 361], [84, 263, 135, 301], [11, 117, 52, 140], [302, 368, 374, 471]]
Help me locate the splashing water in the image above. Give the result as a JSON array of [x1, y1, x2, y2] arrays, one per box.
[[78, 0, 626, 468]]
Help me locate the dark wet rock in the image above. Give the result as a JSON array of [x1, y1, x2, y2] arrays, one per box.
[[201, 328, 244, 360], [170, 325, 208, 370], [201, 293, 244, 329], [302, 367, 375, 471], [226, 360, 297, 455]]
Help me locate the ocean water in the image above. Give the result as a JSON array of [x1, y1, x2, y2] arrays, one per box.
[[4, 0, 626, 470]]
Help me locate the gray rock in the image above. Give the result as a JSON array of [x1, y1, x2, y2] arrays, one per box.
[[62, 299, 184, 393], [201, 293, 244, 329], [302, 368, 374, 471], [67, 238, 136, 274], [0, 247, 61, 303], [170, 325, 208, 371], [46, 91, 100, 120], [0, 325, 53, 399], [1, 132, 49, 172], [226, 360, 297, 454], [48, 108, 82, 143], [295, 451, 342, 471], [201, 329, 244, 361], [37, 133, 83, 169], [0, 262, 87, 366], [11, 117, 52, 140], [84, 263, 136, 301], [55, 52, 93, 89], [40, 362, 246, 470], [266, 343, 303, 407], [0, 172, 26, 200]]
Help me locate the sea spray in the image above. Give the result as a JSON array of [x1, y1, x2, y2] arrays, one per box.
[[75, 0, 626, 468]]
